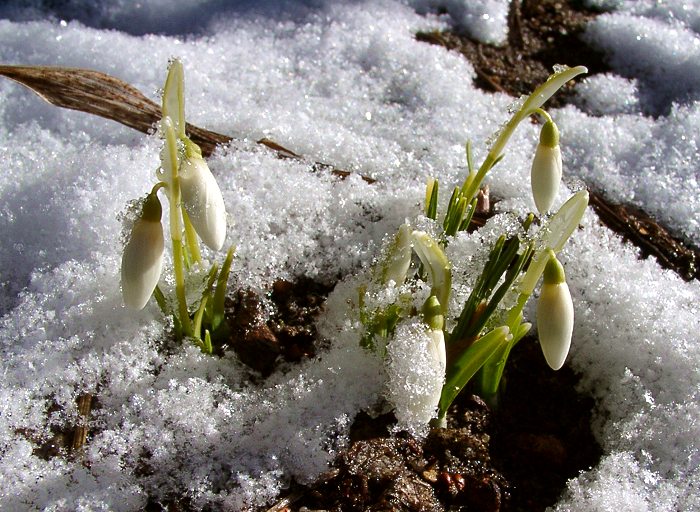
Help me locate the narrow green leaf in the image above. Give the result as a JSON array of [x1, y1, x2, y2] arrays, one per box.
[[466, 140, 475, 175], [211, 246, 235, 331], [478, 321, 531, 398], [457, 197, 478, 232], [162, 59, 185, 138], [444, 196, 468, 237], [203, 329, 213, 354], [451, 235, 506, 341], [462, 240, 531, 341], [438, 326, 510, 418], [442, 187, 461, 232], [201, 262, 220, 325], [425, 178, 439, 220], [192, 295, 209, 341]]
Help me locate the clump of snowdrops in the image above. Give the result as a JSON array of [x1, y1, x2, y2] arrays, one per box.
[[121, 59, 233, 353], [361, 65, 589, 427]]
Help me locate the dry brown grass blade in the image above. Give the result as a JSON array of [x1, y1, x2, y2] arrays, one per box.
[[0, 64, 232, 157]]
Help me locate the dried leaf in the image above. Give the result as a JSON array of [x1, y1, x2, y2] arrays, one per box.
[[0, 64, 230, 156]]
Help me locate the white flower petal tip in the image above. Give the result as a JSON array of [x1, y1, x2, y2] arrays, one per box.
[[180, 154, 227, 251], [536, 253, 574, 370], [531, 121, 562, 214], [121, 195, 165, 310], [424, 329, 447, 422], [428, 328, 447, 376], [423, 295, 446, 370]]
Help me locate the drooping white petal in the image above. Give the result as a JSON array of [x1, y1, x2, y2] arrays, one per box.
[[427, 328, 447, 378], [536, 255, 574, 370], [179, 154, 227, 251], [121, 217, 165, 310], [531, 143, 563, 214]]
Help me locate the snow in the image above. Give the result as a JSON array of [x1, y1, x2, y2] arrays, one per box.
[[0, 0, 699, 510]]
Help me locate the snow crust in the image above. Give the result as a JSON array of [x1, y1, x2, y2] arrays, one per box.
[[0, 0, 699, 510], [408, 0, 511, 44]]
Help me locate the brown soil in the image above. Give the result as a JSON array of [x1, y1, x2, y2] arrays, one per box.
[[416, 0, 610, 106], [224, 278, 334, 377], [274, 335, 600, 512]]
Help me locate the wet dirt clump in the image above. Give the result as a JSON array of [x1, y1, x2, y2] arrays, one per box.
[[223, 278, 334, 376]]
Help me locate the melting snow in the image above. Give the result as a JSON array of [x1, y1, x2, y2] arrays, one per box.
[[0, 0, 698, 510]]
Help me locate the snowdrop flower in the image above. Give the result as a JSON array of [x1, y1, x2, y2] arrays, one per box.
[[530, 120, 562, 214], [423, 296, 447, 376], [419, 296, 447, 425], [121, 192, 164, 310], [411, 231, 451, 316], [179, 148, 227, 251], [536, 251, 574, 370], [381, 224, 412, 286], [424, 333, 446, 422]]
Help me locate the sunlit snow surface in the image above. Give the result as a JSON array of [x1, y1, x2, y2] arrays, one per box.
[[0, 0, 698, 510]]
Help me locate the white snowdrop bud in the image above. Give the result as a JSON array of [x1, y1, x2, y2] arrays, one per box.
[[400, 296, 446, 426], [121, 193, 164, 310], [536, 251, 574, 370], [426, 326, 447, 421], [180, 151, 227, 251], [423, 295, 447, 373], [531, 120, 563, 214], [411, 231, 451, 316]]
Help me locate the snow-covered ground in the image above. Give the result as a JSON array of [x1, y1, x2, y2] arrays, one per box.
[[0, 0, 698, 510]]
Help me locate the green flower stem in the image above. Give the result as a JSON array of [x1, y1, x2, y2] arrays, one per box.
[[461, 66, 587, 204], [474, 190, 589, 399], [164, 118, 193, 338], [519, 190, 589, 297], [534, 108, 553, 124]]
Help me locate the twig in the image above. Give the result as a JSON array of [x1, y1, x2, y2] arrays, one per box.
[[1, 65, 237, 158], [71, 393, 93, 453], [589, 191, 698, 281]]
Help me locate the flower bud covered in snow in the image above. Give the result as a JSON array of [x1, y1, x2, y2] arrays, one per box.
[[423, 295, 447, 374], [530, 120, 562, 214], [381, 224, 412, 286], [179, 145, 227, 251], [388, 296, 447, 431], [536, 251, 574, 370], [121, 192, 165, 310]]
